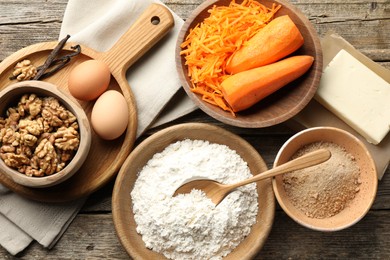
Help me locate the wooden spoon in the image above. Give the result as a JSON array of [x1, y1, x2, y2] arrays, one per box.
[[173, 148, 331, 205]]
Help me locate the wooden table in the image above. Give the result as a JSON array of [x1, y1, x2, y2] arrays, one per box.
[[0, 0, 389, 258]]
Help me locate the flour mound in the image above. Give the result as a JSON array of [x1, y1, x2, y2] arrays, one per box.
[[131, 139, 258, 260]]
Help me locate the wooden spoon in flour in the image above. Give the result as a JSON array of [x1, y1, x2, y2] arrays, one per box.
[[173, 148, 331, 205]]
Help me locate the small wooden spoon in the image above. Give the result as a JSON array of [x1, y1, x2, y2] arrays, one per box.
[[173, 148, 331, 205]]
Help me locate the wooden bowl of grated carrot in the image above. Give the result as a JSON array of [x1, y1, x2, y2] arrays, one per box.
[[176, 0, 322, 128]]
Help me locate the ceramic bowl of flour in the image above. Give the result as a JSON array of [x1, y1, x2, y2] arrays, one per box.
[[272, 126, 377, 231], [112, 123, 275, 259]]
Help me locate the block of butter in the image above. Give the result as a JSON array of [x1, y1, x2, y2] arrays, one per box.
[[315, 49, 390, 145]]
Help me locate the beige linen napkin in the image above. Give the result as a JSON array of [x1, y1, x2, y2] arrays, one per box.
[[0, 0, 196, 255], [0, 186, 86, 255]]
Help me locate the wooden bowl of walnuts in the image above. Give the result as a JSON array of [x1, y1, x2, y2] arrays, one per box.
[[0, 80, 91, 188]]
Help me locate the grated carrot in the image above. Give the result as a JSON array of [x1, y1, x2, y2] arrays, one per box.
[[180, 0, 281, 115]]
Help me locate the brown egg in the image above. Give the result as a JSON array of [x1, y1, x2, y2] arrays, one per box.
[[91, 90, 129, 140], [68, 60, 111, 101]]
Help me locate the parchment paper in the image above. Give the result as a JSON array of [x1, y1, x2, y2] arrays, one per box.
[[289, 32, 390, 180]]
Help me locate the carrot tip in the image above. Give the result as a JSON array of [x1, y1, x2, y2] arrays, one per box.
[[181, 0, 282, 114]]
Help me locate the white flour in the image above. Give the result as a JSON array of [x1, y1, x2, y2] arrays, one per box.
[[131, 139, 258, 260]]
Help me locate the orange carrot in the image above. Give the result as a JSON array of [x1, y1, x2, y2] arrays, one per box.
[[180, 0, 281, 115], [226, 15, 304, 74], [221, 55, 314, 112]]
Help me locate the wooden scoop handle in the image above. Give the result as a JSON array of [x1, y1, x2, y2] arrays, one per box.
[[229, 148, 331, 189], [101, 3, 174, 75]]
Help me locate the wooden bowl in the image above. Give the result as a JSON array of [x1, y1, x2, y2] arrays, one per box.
[[0, 81, 91, 188], [272, 127, 378, 231], [112, 123, 275, 259], [176, 0, 322, 128]]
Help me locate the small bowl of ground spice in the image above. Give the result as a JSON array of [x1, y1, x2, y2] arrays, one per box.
[[272, 126, 377, 231], [0, 80, 91, 188]]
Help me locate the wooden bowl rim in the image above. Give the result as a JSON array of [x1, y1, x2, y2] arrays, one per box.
[[112, 122, 275, 259], [176, 0, 323, 128]]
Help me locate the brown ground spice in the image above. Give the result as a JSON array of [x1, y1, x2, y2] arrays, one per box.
[[282, 141, 361, 219]]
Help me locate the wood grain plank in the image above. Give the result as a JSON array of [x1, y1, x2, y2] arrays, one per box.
[[0, 1, 389, 61], [168, 0, 390, 57], [258, 210, 390, 259], [0, 0, 67, 59], [2, 210, 390, 259]]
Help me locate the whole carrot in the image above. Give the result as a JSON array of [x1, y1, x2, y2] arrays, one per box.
[[221, 55, 314, 112], [226, 15, 304, 75]]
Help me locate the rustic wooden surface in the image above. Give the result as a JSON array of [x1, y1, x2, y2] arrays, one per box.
[[0, 0, 389, 259]]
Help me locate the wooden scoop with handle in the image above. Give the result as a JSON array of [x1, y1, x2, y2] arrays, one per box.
[[174, 148, 331, 205]]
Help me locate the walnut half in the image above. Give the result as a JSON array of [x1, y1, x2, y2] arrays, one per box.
[[11, 60, 38, 81]]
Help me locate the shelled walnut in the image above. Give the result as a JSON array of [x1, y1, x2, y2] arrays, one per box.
[[0, 94, 80, 177], [11, 60, 38, 81]]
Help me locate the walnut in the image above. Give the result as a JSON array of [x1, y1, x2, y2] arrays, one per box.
[[17, 165, 27, 174], [58, 150, 74, 163], [1, 145, 15, 153], [19, 119, 44, 136], [6, 108, 20, 129], [41, 97, 65, 128], [63, 111, 78, 129], [19, 119, 39, 136], [21, 133, 38, 147], [0, 128, 6, 142], [1, 128, 20, 146], [16, 145, 33, 158], [12, 60, 37, 81], [53, 127, 80, 151], [55, 150, 74, 173], [55, 161, 66, 173], [37, 132, 55, 145], [18, 94, 42, 117], [42, 119, 53, 133], [25, 166, 44, 177], [0, 152, 29, 169], [31, 139, 58, 176], [7, 107, 20, 120]]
